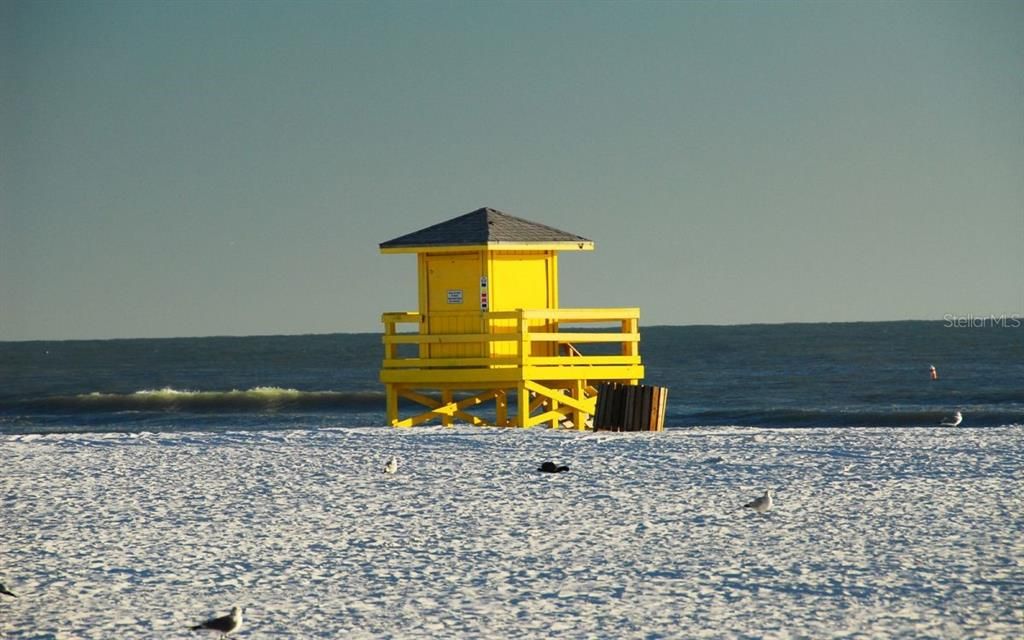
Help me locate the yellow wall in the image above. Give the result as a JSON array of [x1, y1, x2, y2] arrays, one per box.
[[487, 251, 557, 357], [489, 252, 554, 310]]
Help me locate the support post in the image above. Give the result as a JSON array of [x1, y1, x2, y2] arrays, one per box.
[[549, 392, 560, 429], [515, 381, 529, 428], [386, 384, 399, 427], [572, 379, 585, 430], [441, 389, 454, 427], [496, 389, 508, 427]]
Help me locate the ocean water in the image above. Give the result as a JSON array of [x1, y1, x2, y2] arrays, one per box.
[[1, 321, 1021, 435]]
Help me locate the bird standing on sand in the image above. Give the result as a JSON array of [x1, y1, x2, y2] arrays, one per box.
[[940, 410, 963, 427], [191, 606, 242, 637], [384, 455, 399, 474], [538, 461, 570, 473], [0, 582, 16, 598], [744, 489, 774, 513]]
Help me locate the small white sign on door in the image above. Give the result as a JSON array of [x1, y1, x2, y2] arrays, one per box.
[[447, 289, 464, 304]]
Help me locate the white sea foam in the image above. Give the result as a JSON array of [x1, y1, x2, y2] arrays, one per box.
[[55, 387, 382, 413], [1, 426, 1022, 638]]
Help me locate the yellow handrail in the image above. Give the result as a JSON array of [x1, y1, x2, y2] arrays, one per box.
[[380, 308, 640, 370]]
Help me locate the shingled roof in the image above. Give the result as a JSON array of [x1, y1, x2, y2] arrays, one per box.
[[380, 207, 593, 250]]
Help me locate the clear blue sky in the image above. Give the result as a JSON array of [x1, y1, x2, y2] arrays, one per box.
[[2, 0, 1022, 340]]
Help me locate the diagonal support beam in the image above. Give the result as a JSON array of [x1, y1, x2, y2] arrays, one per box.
[[395, 389, 499, 427], [522, 380, 596, 415], [525, 405, 575, 428]]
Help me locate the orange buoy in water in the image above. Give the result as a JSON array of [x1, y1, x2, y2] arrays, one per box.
[[929, 365, 938, 381]]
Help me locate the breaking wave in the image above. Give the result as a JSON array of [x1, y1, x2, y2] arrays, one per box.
[[7, 387, 385, 414]]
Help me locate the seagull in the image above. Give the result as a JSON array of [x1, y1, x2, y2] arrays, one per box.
[[383, 455, 398, 474], [538, 461, 570, 473], [743, 489, 774, 513], [191, 606, 242, 637], [0, 582, 15, 598], [940, 410, 963, 427]]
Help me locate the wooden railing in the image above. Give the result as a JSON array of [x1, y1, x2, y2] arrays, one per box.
[[381, 308, 641, 371]]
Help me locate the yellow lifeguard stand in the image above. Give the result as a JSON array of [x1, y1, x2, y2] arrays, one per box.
[[379, 207, 644, 428]]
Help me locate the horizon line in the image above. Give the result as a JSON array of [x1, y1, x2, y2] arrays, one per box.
[[2, 316, 1008, 344]]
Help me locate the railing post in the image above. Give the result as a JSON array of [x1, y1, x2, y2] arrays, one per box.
[[382, 316, 397, 361], [517, 310, 530, 366], [419, 312, 429, 360], [621, 316, 638, 358]]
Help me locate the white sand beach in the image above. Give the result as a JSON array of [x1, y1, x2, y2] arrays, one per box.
[[2, 425, 1022, 638]]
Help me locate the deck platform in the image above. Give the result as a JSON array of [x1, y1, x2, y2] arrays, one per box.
[[380, 308, 644, 428]]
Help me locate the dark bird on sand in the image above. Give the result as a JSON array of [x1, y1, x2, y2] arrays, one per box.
[[191, 606, 242, 637], [538, 461, 570, 473]]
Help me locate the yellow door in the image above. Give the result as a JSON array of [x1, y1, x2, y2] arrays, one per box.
[[425, 253, 481, 358]]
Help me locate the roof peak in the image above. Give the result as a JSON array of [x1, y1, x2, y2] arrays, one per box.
[[380, 207, 592, 250]]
